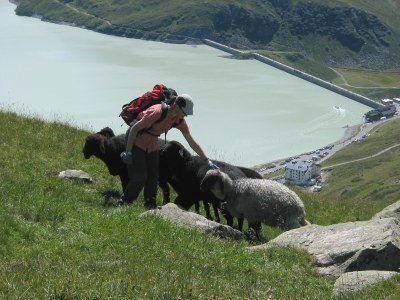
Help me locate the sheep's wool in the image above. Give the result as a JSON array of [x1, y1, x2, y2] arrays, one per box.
[[203, 170, 307, 230]]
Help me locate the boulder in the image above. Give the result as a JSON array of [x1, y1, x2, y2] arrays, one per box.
[[55, 169, 94, 184], [333, 270, 398, 296], [250, 217, 400, 277], [371, 200, 400, 221], [140, 203, 244, 241]]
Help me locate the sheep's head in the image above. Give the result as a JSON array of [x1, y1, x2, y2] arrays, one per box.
[[83, 134, 106, 159], [200, 169, 230, 201]]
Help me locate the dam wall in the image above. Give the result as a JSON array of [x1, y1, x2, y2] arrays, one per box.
[[202, 39, 382, 109]]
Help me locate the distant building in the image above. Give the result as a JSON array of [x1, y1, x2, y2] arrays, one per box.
[[285, 161, 321, 186], [365, 105, 396, 122], [393, 97, 400, 103], [381, 98, 394, 105]]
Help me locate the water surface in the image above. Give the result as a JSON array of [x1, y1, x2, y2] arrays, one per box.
[[0, 1, 370, 166]]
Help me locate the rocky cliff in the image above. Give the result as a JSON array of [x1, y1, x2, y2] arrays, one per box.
[[14, 0, 400, 69]]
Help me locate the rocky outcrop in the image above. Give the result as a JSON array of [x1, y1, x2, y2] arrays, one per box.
[[251, 217, 400, 277], [372, 201, 400, 220], [248, 200, 400, 296], [212, 4, 279, 45], [333, 270, 398, 297], [140, 203, 244, 241], [285, 3, 390, 53]]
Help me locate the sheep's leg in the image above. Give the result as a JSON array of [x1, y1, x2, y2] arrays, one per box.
[[222, 210, 234, 227], [158, 179, 170, 205], [255, 222, 262, 241], [211, 203, 220, 223], [202, 201, 219, 222], [237, 217, 244, 231], [248, 222, 263, 241], [120, 173, 130, 193], [200, 201, 211, 218]]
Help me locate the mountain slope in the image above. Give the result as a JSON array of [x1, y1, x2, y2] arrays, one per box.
[[14, 0, 400, 69]]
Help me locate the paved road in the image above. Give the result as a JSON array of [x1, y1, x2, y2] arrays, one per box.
[[322, 143, 400, 169]]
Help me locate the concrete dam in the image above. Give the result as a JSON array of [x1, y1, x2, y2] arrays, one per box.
[[202, 39, 383, 110]]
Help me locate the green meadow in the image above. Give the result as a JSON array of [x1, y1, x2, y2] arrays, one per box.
[[0, 110, 399, 299]]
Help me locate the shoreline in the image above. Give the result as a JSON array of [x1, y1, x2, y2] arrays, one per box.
[[251, 123, 362, 171], [254, 112, 400, 174]]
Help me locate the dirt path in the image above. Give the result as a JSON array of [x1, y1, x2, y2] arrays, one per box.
[[56, 0, 112, 26]]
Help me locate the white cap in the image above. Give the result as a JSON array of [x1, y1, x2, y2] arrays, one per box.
[[176, 94, 194, 115]]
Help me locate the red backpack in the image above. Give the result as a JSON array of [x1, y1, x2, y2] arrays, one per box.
[[119, 84, 177, 126]]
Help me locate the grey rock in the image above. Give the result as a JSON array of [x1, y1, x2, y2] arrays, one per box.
[[56, 169, 94, 184], [333, 270, 398, 296], [140, 203, 244, 241], [250, 217, 400, 277], [371, 200, 400, 221]]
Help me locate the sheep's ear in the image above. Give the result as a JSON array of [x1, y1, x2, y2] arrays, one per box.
[[178, 148, 184, 158], [220, 172, 231, 194]]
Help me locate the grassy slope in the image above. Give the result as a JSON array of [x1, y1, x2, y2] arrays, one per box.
[[0, 111, 329, 299], [1, 111, 400, 298], [331, 68, 400, 100], [254, 50, 339, 82]]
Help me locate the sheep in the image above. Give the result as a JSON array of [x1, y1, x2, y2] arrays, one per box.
[[83, 127, 129, 191], [200, 169, 308, 239], [159, 140, 262, 225], [82, 127, 172, 204]]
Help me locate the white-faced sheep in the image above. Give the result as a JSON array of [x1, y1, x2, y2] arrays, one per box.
[[200, 169, 308, 239], [159, 140, 262, 225]]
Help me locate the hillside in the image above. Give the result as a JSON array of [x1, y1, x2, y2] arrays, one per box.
[[14, 0, 400, 70], [1, 110, 400, 298]]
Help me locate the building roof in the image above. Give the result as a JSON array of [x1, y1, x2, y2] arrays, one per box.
[[285, 161, 311, 172]]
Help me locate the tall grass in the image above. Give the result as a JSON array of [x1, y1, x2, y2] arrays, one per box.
[[1, 110, 399, 299]]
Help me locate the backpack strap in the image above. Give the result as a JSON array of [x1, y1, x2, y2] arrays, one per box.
[[155, 102, 168, 124], [140, 102, 169, 137]]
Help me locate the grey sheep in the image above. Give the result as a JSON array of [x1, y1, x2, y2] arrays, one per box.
[[159, 140, 262, 225], [200, 169, 308, 238]]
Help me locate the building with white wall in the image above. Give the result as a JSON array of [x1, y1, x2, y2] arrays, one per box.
[[285, 161, 321, 186]]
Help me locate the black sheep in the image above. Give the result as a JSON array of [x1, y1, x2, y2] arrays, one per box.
[[83, 127, 129, 191], [82, 127, 171, 204], [159, 140, 262, 227]]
